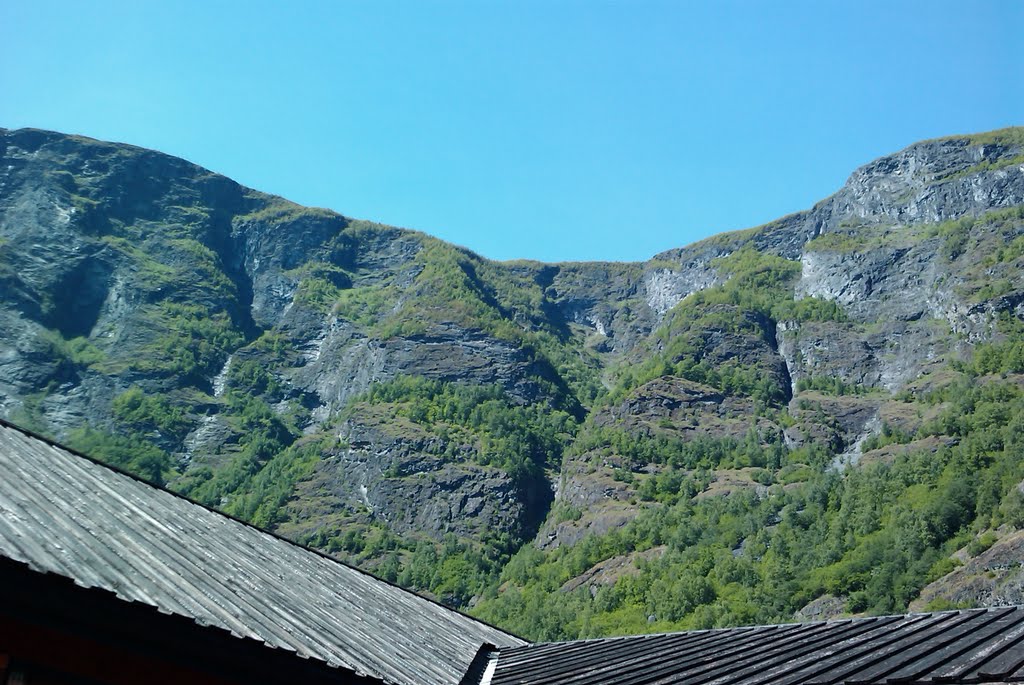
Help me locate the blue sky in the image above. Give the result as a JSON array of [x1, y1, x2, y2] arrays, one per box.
[[1, 1, 1020, 263]]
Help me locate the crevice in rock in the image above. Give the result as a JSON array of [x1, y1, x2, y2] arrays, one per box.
[[211, 210, 263, 342], [46, 252, 114, 339], [762, 313, 794, 404]]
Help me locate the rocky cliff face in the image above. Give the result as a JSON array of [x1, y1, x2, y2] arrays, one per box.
[[2, 126, 1023, 623]]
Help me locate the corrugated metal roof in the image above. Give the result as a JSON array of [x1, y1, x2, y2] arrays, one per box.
[[489, 607, 1024, 684], [0, 420, 525, 685]]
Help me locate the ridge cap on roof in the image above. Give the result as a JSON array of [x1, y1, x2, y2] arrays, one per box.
[[0, 416, 525, 643], [509, 605, 1023, 650]]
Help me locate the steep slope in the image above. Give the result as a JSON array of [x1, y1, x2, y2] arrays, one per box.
[[0, 127, 658, 590], [1, 126, 1023, 633]]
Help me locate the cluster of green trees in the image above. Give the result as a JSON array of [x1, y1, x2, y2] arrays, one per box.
[[313, 526, 519, 608], [469, 368, 1024, 640], [177, 392, 298, 519], [133, 302, 244, 381], [66, 385, 194, 486], [571, 427, 786, 473], [67, 427, 174, 486], [859, 422, 914, 453], [961, 315, 1024, 375], [356, 376, 577, 482]]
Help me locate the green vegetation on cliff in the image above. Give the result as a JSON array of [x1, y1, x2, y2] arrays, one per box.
[[4, 126, 1024, 644], [472, 370, 1024, 639], [354, 376, 577, 481], [615, 247, 842, 404]]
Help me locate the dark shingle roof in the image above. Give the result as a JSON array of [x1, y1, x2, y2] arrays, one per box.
[[489, 607, 1024, 684], [0, 420, 524, 685]]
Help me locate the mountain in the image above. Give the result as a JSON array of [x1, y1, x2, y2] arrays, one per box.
[[1, 126, 1023, 639]]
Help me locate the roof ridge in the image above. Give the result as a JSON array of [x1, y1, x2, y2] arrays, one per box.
[[512, 605, 1021, 649]]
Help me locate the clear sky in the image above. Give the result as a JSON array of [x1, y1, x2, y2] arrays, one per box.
[[1, 1, 1020, 263]]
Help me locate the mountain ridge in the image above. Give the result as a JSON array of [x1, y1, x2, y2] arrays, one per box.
[[1, 125, 1023, 639]]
